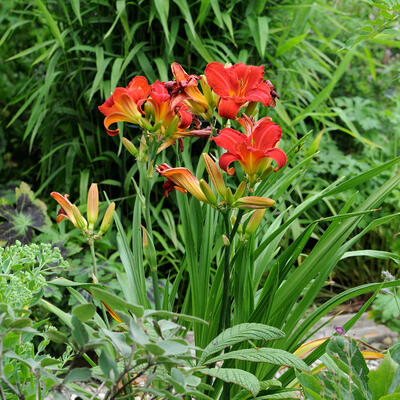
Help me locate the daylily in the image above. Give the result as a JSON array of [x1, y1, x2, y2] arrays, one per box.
[[147, 81, 211, 152], [165, 63, 210, 114], [204, 62, 276, 119], [156, 163, 210, 203], [213, 114, 287, 184], [50, 192, 87, 231], [98, 76, 151, 135]]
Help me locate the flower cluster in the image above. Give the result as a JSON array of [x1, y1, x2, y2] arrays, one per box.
[[98, 62, 286, 197], [51, 184, 115, 240]]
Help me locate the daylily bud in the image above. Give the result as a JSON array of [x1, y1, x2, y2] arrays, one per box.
[[165, 115, 180, 138], [222, 234, 230, 246], [234, 196, 275, 209], [147, 161, 154, 179], [245, 209, 266, 237], [259, 166, 273, 180], [71, 204, 87, 231], [199, 75, 215, 109], [234, 182, 247, 200], [226, 188, 235, 206], [202, 153, 227, 199], [199, 179, 218, 205], [244, 101, 258, 117], [142, 225, 157, 271], [87, 183, 99, 230], [144, 101, 154, 120], [141, 118, 154, 131], [122, 137, 138, 157], [98, 202, 115, 236]]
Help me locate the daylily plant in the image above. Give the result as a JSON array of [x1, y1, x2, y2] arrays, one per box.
[[96, 61, 286, 331]]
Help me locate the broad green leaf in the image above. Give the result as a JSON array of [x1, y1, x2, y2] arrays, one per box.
[[99, 350, 119, 381], [200, 323, 284, 364], [206, 348, 309, 371], [199, 368, 260, 396], [90, 287, 144, 318], [72, 304, 96, 323], [71, 316, 89, 348], [64, 368, 91, 383], [369, 354, 399, 400]]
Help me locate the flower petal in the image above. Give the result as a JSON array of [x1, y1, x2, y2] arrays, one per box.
[[213, 127, 247, 153], [252, 118, 282, 149], [219, 153, 238, 175], [204, 62, 232, 97], [264, 148, 287, 171], [217, 98, 243, 119]]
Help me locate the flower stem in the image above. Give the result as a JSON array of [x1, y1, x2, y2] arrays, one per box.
[[140, 161, 161, 310], [218, 213, 232, 333], [89, 241, 98, 283]]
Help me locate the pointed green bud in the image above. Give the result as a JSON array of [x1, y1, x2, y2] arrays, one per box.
[[165, 115, 180, 138], [245, 209, 266, 237], [222, 234, 230, 246], [234, 182, 247, 200], [234, 196, 275, 209], [71, 205, 87, 231], [141, 118, 153, 131], [202, 153, 227, 199], [122, 138, 138, 158], [199, 179, 218, 205], [98, 202, 115, 236], [226, 188, 235, 206], [87, 183, 99, 231]]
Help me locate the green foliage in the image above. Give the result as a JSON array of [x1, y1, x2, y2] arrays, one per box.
[[299, 337, 400, 400]]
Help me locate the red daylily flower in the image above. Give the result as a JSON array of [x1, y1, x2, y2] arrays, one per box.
[[98, 76, 151, 135], [204, 62, 275, 119], [213, 114, 286, 183]]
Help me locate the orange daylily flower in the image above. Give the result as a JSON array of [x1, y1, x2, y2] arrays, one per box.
[[50, 192, 87, 230], [98, 76, 151, 136], [166, 62, 210, 113], [213, 114, 287, 184], [204, 62, 277, 119], [147, 81, 211, 152], [156, 163, 209, 203]]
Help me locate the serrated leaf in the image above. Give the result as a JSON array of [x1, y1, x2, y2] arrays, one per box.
[[205, 348, 309, 371], [199, 368, 260, 396], [200, 323, 284, 363]]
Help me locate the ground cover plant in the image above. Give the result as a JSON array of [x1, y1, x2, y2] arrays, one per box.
[[1, 0, 400, 399]]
